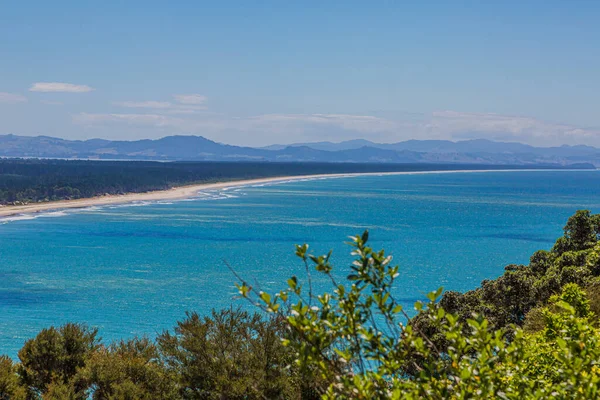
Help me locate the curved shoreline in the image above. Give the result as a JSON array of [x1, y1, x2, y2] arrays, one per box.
[[0, 169, 590, 219]]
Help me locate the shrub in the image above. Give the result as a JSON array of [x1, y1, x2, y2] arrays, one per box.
[[158, 308, 303, 399], [17, 323, 98, 398], [237, 227, 600, 399]]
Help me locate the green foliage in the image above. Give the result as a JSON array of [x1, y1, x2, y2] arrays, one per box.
[[418, 210, 600, 340], [238, 230, 434, 396], [563, 210, 599, 251], [3, 312, 313, 399], [158, 308, 302, 399], [584, 278, 600, 318], [17, 323, 99, 398], [516, 285, 600, 394], [400, 288, 600, 399], [82, 338, 178, 400], [554, 282, 592, 318], [0, 356, 26, 400], [43, 381, 79, 400], [236, 210, 600, 398]]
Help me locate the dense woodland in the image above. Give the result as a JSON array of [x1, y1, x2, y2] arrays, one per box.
[[1, 210, 600, 398], [0, 158, 565, 205]]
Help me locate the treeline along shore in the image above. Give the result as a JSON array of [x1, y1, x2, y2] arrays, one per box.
[[0, 158, 594, 208], [1, 210, 600, 398]]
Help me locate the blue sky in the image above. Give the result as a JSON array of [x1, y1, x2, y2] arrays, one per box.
[[1, 1, 599, 146]]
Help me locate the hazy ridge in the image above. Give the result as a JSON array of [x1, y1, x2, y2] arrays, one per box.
[[1, 134, 599, 167]]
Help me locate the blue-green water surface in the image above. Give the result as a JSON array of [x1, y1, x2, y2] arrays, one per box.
[[1, 170, 600, 357]]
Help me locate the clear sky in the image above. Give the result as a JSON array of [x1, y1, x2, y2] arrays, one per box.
[[1, 1, 599, 147]]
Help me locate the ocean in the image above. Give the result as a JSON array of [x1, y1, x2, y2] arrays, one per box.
[[1, 170, 600, 357]]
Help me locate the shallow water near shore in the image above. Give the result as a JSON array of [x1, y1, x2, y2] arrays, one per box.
[[1, 170, 600, 357]]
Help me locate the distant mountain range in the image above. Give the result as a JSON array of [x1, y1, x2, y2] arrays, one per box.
[[0, 134, 599, 167]]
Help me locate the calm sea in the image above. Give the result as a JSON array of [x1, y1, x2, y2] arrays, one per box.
[[1, 170, 600, 357]]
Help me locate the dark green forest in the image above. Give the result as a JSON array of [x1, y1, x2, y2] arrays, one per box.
[[2, 211, 600, 399], [0, 158, 569, 205]]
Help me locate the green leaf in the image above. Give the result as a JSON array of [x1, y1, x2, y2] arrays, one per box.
[[236, 283, 250, 297], [259, 291, 271, 304], [287, 276, 298, 289], [437, 307, 446, 319], [361, 230, 369, 244]]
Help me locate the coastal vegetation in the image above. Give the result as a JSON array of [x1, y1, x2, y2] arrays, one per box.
[[1, 210, 600, 398], [0, 158, 573, 205]]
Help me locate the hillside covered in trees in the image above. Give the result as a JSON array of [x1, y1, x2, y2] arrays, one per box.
[[0, 158, 567, 205], [1, 210, 600, 399]]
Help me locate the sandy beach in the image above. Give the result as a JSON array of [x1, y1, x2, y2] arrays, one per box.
[[0, 169, 547, 219], [0, 172, 371, 218]]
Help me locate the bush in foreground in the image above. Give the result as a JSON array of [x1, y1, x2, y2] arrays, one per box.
[[237, 210, 600, 398]]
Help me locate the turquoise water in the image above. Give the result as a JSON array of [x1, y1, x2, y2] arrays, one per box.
[[1, 170, 600, 357]]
